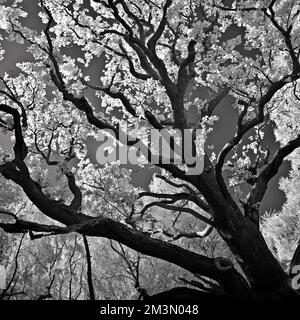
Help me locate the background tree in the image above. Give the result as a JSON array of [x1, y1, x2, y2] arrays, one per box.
[[0, 0, 300, 300]]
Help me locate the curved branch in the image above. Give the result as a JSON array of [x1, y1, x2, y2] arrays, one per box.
[[67, 173, 82, 211], [215, 74, 299, 197], [245, 133, 300, 226], [139, 191, 212, 213], [151, 224, 213, 241], [140, 199, 214, 225], [147, 0, 172, 51], [0, 213, 220, 282]]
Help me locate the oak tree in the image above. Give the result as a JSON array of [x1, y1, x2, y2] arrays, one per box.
[[1, 0, 300, 299]]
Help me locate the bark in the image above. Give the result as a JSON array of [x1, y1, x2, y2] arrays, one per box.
[[2, 155, 299, 299], [1, 165, 219, 282], [290, 241, 300, 275], [192, 172, 298, 299], [1, 1, 300, 300], [82, 235, 95, 300], [147, 287, 227, 301]]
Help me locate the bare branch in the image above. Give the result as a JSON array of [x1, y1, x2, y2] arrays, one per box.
[[82, 235, 95, 300], [151, 224, 213, 241], [0, 233, 26, 300], [215, 74, 299, 197], [245, 133, 300, 226]]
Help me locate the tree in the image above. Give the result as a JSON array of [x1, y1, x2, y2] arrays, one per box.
[[262, 149, 300, 273], [0, 0, 300, 300]]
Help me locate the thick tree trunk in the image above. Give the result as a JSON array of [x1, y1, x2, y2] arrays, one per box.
[[221, 214, 296, 298], [2, 159, 299, 299], [194, 172, 298, 299]]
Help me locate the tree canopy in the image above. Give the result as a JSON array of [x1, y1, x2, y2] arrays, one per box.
[[0, 0, 300, 300]]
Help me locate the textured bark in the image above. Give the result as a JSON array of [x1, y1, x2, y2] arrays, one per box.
[[1, 165, 220, 282], [1, 0, 300, 301], [191, 171, 298, 298], [2, 158, 298, 299]]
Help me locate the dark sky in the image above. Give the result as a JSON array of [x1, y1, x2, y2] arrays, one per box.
[[0, 0, 290, 215]]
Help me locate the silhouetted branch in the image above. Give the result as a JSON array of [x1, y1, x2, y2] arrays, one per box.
[[82, 235, 95, 300]]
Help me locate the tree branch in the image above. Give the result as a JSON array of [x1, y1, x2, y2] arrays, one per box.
[[245, 134, 300, 226], [215, 75, 299, 197], [82, 235, 95, 300]]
